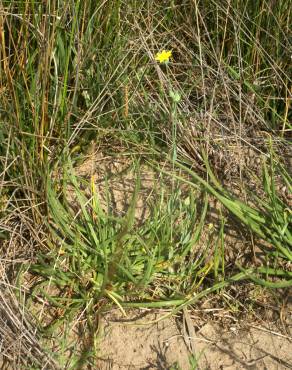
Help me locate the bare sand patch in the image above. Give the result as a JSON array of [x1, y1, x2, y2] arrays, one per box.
[[97, 309, 292, 370]]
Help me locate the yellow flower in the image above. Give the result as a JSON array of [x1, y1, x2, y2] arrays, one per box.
[[155, 49, 172, 64]]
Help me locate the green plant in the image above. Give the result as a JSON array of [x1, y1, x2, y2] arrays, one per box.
[[27, 157, 214, 362]]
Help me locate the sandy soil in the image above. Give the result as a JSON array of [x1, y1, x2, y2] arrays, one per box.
[[97, 309, 292, 370]]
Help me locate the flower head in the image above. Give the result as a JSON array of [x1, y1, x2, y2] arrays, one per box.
[[155, 49, 172, 64]]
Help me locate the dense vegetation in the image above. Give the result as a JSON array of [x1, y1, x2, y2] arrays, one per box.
[[0, 0, 291, 368]]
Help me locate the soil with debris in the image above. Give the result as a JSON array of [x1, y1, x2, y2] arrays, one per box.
[[97, 309, 292, 370]]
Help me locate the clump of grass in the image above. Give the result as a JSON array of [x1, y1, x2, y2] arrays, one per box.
[[27, 149, 291, 362], [175, 153, 291, 284], [26, 157, 213, 362]]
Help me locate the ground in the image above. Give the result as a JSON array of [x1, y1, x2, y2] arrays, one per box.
[[96, 309, 292, 369]]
